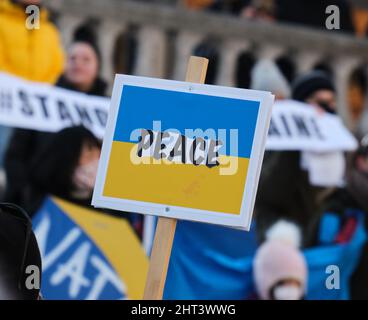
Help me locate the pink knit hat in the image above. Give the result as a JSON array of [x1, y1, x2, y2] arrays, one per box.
[[253, 239, 308, 300]]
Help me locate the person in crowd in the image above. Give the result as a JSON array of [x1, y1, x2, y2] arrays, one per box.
[[275, 55, 296, 83], [241, 0, 276, 22], [0, 0, 64, 81], [0, 203, 42, 299], [292, 70, 336, 114], [3, 30, 106, 208], [349, 68, 368, 136], [255, 70, 339, 247], [56, 25, 107, 96], [0, 0, 65, 173], [252, 220, 307, 300], [250, 59, 290, 100], [192, 38, 220, 85], [322, 134, 368, 299], [250, 59, 293, 230], [22, 126, 101, 216], [235, 52, 256, 89]]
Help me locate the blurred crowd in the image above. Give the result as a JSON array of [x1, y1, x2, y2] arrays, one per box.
[[184, 0, 363, 35], [0, 0, 368, 300]]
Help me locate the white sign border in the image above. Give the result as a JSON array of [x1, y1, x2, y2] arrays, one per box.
[[92, 74, 274, 231]]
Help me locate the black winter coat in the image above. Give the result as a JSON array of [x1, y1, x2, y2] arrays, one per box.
[[255, 151, 322, 247]]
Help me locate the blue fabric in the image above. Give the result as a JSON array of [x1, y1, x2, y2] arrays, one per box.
[[32, 198, 127, 300], [305, 213, 366, 300], [318, 213, 341, 245], [164, 220, 258, 300], [164, 214, 367, 300]]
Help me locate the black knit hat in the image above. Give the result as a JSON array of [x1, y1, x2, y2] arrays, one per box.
[[0, 203, 41, 300], [73, 25, 101, 63], [292, 71, 335, 102]]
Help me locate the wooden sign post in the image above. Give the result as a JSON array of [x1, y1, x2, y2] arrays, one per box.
[[143, 56, 209, 300]]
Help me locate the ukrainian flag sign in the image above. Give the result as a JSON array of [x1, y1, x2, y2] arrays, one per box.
[[93, 75, 274, 230], [33, 197, 148, 300]]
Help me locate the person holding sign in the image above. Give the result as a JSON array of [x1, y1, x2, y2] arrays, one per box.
[[256, 70, 343, 247], [322, 135, 368, 299]]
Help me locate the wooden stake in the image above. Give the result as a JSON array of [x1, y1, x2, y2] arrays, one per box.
[[143, 216, 177, 300], [185, 56, 209, 83], [143, 56, 209, 300]]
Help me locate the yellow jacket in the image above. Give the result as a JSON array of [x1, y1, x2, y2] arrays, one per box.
[[0, 0, 64, 83]]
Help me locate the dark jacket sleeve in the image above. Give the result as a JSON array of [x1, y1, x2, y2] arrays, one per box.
[[255, 151, 320, 246], [3, 129, 36, 203]]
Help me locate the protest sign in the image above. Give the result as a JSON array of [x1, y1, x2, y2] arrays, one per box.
[[32, 197, 148, 300], [91, 56, 274, 299], [92, 64, 274, 231], [0, 72, 109, 139]]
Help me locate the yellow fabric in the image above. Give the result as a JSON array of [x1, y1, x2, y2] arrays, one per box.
[[353, 8, 368, 37], [185, 0, 214, 9], [0, 0, 64, 83], [103, 141, 249, 215], [54, 197, 149, 300]]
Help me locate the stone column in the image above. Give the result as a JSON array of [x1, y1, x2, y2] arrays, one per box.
[[98, 21, 125, 93], [171, 31, 203, 81], [216, 40, 250, 87], [256, 44, 285, 61], [134, 26, 168, 78], [294, 50, 324, 75]]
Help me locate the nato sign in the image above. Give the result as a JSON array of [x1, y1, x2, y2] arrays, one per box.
[[92, 75, 274, 230]]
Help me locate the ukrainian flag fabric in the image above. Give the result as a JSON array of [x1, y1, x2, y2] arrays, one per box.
[[32, 197, 148, 300]]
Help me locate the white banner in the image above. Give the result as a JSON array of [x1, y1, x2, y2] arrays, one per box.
[[0, 72, 109, 139], [0, 73, 358, 152], [266, 100, 357, 152]]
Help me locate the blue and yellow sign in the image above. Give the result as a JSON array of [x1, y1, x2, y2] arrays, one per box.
[[33, 197, 148, 300], [93, 75, 274, 230]]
